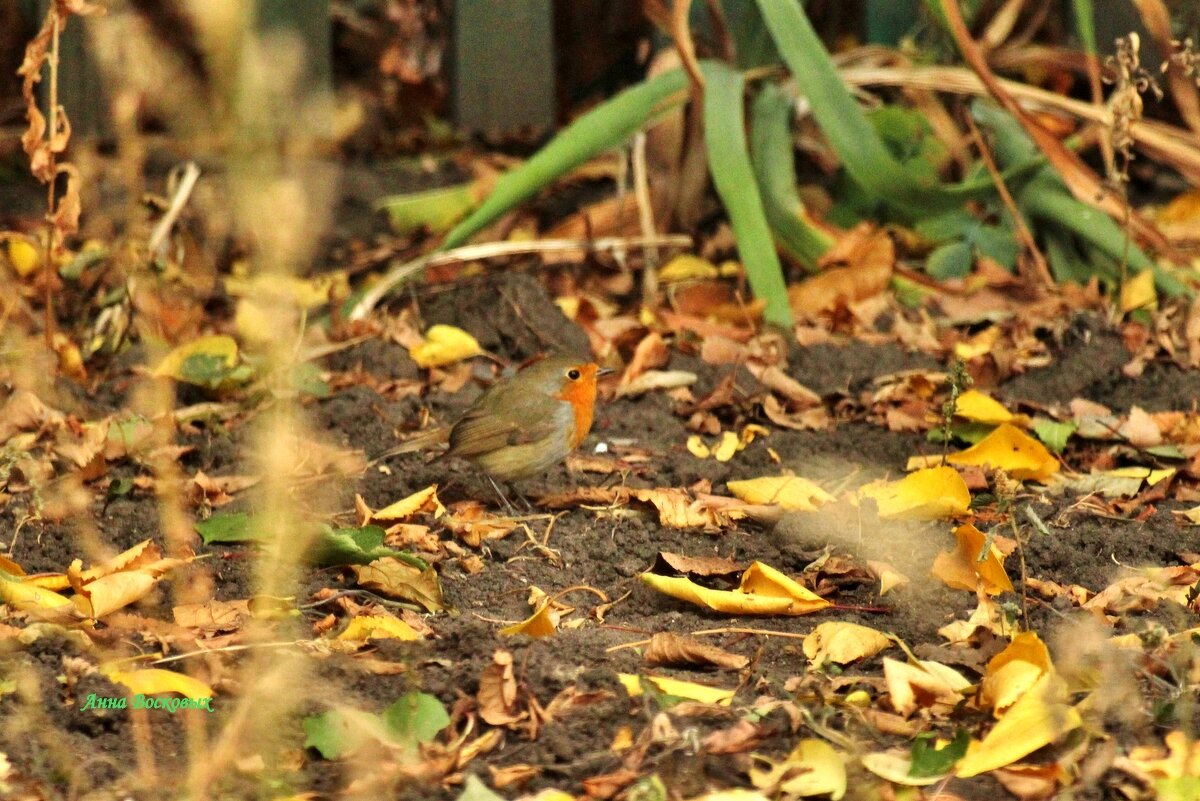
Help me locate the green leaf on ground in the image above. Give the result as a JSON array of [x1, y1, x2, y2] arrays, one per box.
[[909, 729, 969, 777]]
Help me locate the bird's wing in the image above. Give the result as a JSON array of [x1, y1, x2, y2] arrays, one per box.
[[446, 392, 564, 459]]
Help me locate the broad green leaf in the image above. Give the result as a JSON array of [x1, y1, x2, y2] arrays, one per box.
[[926, 241, 973, 279], [749, 83, 833, 269], [910, 729, 970, 777], [754, 0, 998, 216], [304, 692, 449, 761], [381, 692, 450, 745], [972, 101, 1187, 295], [196, 513, 270, 544], [702, 61, 793, 327], [1032, 418, 1077, 454], [309, 525, 428, 570], [443, 69, 688, 249], [377, 182, 476, 235]]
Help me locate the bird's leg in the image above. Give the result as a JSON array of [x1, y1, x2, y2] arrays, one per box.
[[486, 475, 518, 515]]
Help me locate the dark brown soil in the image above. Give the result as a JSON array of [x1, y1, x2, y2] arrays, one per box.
[[3, 270, 1197, 801]]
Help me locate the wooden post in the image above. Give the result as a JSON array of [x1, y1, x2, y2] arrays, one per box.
[[451, 0, 556, 134]]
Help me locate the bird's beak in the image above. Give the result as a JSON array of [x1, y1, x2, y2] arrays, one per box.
[[596, 367, 616, 378]]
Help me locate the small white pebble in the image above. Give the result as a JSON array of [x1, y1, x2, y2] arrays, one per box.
[[594, 442, 609, 454]]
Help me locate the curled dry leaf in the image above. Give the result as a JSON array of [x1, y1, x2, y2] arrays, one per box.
[[644, 632, 749, 671], [350, 558, 444, 613], [654, 552, 744, 578], [476, 650, 525, 726], [788, 224, 894, 318], [931, 523, 1015, 596], [616, 369, 698, 397], [619, 331, 670, 387]]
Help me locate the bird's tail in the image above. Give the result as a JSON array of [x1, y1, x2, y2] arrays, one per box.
[[371, 427, 451, 464]]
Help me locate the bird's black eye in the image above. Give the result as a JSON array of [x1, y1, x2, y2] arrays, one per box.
[[566, 368, 581, 381]]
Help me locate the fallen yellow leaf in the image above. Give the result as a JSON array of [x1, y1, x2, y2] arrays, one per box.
[[750, 739, 847, 800], [102, 666, 214, 700], [712, 431, 740, 462], [499, 601, 563, 639], [954, 390, 1023, 425], [687, 435, 711, 458], [408, 324, 482, 368], [151, 335, 238, 380], [860, 466, 970, 519], [640, 561, 831, 616], [618, 673, 735, 706], [979, 632, 1052, 716], [803, 622, 892, 668], [659, 254, 719, 284], [932, 523, 1015, 596], [727, 476, 835, 511], [955, 672, 1081, 777], [369, 486, 445, 522], [337, 613, 421, 642], [946, 424, 1059, 482], [1120, 268, 1157, 313]]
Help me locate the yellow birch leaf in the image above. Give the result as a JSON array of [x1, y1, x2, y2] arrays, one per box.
[[803, 622, 893, 668], [932, 523, 1015, 596], [1108, 466, 1176, 486], [618, 673, 735, 705], [979, 632, 1052, 716], [860, 466, 970, 519], [408, 325, 482, 368], [1126, 731, 1200, 780], [687, 435, 711, 458], [712, 431, 740, 462], [954, 325, 1001, 361], [659, 254, 719, 284], [1120, 269, 1157, 313], [370, 485, 445, 522], [224, 271, 347, 309], [946, 424, 1059, 482], [103, 666, 214, 700], [151, 335, 238, 380], [3, 235, 41, 277], [0, 572, 75, 615], [954, 390, 1019, 425], [738, 562, 833, 614], [337, 614, 421, 642], [867, 560, 910, 596], [955, 672, 1081, 777], [750, 739, 846, 800], [499, 602, 562, 639], [639, 573, 801, 616], [727, 476, 835, 511]]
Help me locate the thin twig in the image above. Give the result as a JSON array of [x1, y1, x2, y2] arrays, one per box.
[[348, 234, 692, 320], [42, 12, 60, 349], [147, 161, 202, 256], [632, 131, 660, 307], [962, 110, 1054, 288]]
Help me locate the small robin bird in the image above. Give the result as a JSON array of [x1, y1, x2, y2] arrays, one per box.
[[379, 355, 610, 496]]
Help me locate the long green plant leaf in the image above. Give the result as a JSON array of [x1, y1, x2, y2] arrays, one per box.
[[973, 101, 1187, 294], [701, 61, 793, 327], [749, 83, 833, 270], [754, 0, 1000, 215], [442, 69, 689, 250]]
